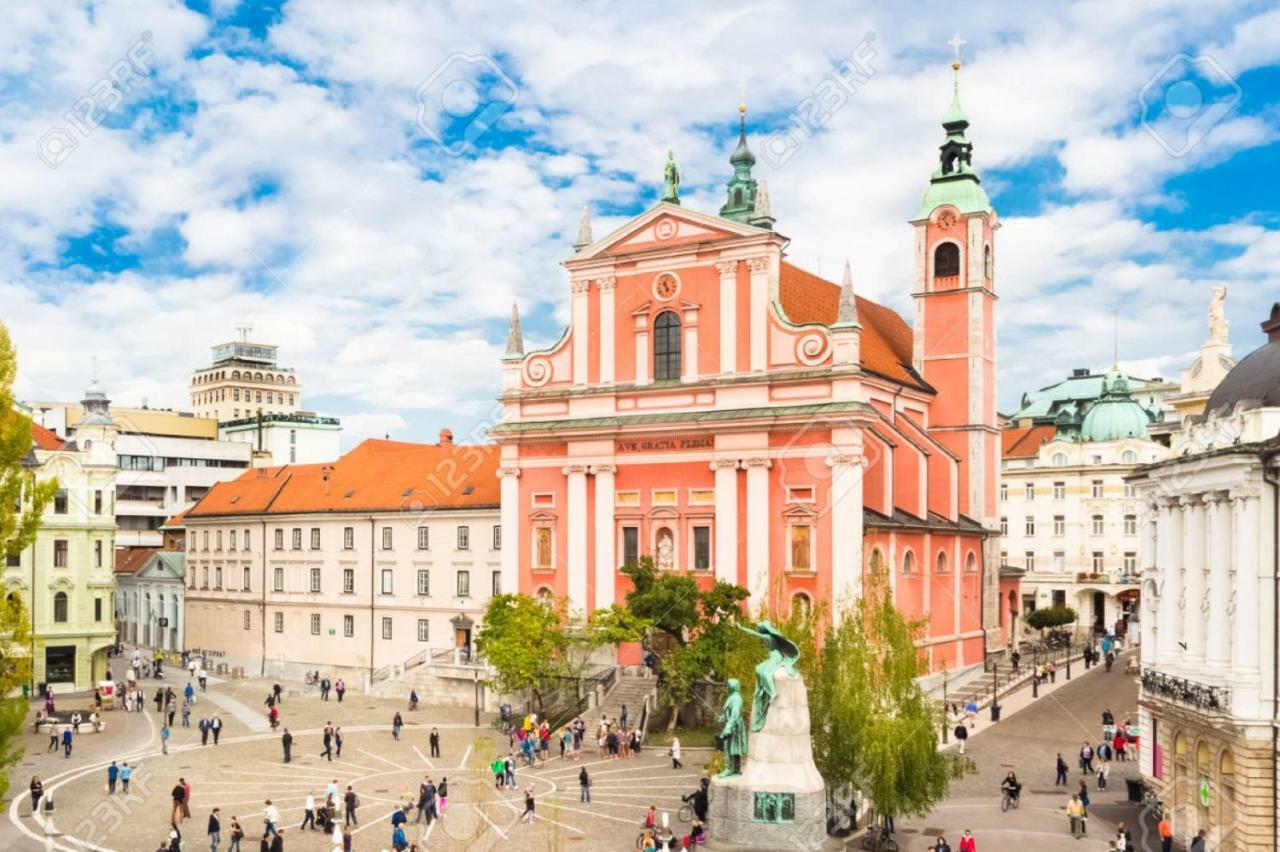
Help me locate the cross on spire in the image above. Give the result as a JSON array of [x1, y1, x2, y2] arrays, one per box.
[[948, 32, 966, 68]]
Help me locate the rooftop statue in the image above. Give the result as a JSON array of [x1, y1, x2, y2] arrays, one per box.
[[662, 149, 681, 204]]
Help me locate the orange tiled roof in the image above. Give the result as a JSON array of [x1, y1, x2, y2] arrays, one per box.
[[778, 262, 926, 390], [160, 511, 187, 529], [187, 439, 499, 518], [114, 547, 157, 575], [30, 422, 63, 450], [1002, 424, 1056, 459]]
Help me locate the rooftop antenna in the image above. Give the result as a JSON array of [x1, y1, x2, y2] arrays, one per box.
[[236, 322, 253, 343], [1112, 310, 1119, 369]]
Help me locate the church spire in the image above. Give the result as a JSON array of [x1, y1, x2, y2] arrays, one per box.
[[834, 259, 859, 327], [719, 101, 760, 224], [913, 34, 992, 220], [503, 301, 524, 360], [573, 205, 593, 251]]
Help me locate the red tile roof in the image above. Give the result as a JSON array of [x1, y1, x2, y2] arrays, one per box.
[[114, 547, 157, 575], [160, 511, 187, 529], [187, 439, 500, 518], [777, 262, 926, 390], [30, 422, 63, 450], [1002, 425, 1056, 459]]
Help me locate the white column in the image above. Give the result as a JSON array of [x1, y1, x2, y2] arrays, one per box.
[[1205, 491, 1231, 673], [747, 256, 769, 372], [634, 314, 650, 385], [591, 464, 616, 612], [1139, 500, 1158, 655], [1156, 498, 1182, 668], [715, 260, 738, 374], [564, 465, 589, 616], [712, 459, 739, 585], [1231, 488, 1262, 715], [682, 306, 699, 382], [498, 465, 520, 597], [1180, 495, 1206, 665], [597, 277, 616, 384], [828, 451, 863, 610], [571, 279, 590, 385], [744, 457, 771, 603]]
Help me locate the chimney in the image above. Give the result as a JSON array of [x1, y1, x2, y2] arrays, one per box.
[[1263, 302, 1280, 343], [438, 428, 454, 446]]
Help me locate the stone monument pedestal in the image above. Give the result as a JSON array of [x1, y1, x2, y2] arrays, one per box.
[[708, 670, 825, 850]]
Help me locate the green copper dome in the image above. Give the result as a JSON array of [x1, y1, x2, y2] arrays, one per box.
[[1078, 371, 1152, 442]]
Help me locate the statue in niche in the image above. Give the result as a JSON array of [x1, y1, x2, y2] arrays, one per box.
[[656, 528, 675, 572]]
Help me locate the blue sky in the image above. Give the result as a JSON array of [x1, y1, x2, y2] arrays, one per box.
[[2, 1, 1278, 447]]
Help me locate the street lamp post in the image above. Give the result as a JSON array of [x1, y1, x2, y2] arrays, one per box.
[[473, 669, 481, 728], [1066, 644, 1073, 681], [941, 667, 949, 744]]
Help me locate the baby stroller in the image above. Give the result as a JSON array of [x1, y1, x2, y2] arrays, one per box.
[[315, 803, 336, 834]]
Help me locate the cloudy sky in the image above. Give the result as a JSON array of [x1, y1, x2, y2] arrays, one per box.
[[3, 0, 1278, 447]]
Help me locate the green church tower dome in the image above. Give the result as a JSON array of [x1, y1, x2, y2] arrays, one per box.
[[1079, 370, 1152, 442]]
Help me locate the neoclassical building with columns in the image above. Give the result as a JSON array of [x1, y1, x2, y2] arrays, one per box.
[[492, 68, 1014, 670], [1132, 302, 1280, 851]]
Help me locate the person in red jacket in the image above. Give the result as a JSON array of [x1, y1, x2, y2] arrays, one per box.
[[958, 829, 977, 852]]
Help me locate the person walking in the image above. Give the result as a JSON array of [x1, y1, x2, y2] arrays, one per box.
[[957, 830, 976, 852], [933, 836, 952, 852], [343, 786, 358, 826], [1096, 759, 1109, 790], [320, 678, 330, 701], [228, 816, 243, 852], [334, 679, 345, 702], [670, 736, 682, 769], [492, 757, 505, 789], [211, 715, 223, 745], [162, 723, 171, 754], [1157, 816, 1173, 852], [183, 778, 193, 819], [1055, 753, 1069, 785], [1114, 821, 1134, 852], [107, 761, 119, 794], [269, 827, 284, 852], [579, 767, 590, 802], [429, 727, 440, 758], [438, 777, 448, 814], [1066, 794, 1085, 838], [208, 808, 222, 852], [171, 781, 188, 825], [62, 724, 73, 757], [1189, 829, 1207, 852], [263, 800, 280, 837], [521, 788, 535, 823], [334, 726, 343, 758], [1079, 742, 1094, 774], [199, 718, 210, 746], [321, 724, 333, 761], [282, 728, 293, 763], [505, 755, 516, 788], [393, 713, 402, 741], [408, 690, 419, 711], [29, 776, 43, 816], [121, 762, 132, 793], [954, 722, 969, 754], [300, 793, 316, 831]]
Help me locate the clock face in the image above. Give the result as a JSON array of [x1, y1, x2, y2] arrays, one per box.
[[654, 274, 679, 300]]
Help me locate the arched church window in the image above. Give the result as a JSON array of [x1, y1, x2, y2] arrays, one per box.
[[1121, 450, 1138, 464], [983, 244, 993, 279], [965, 551, 978, 572], [868, 548, 886, 577], [53, 591, 68, 623], [653, 311, 682, 381], [901, 551, 915, 574], [935, 551, 948, 574], [934, 243, 960, 278], [1051, 452, 1067, 466], [791, 592, 812, 618]]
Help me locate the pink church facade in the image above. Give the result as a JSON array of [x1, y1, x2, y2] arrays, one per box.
[[493, 86, 1013, 670]]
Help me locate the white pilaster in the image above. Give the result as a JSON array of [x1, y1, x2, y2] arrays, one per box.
[[828, 451, 863, 611], [1205, 491, 1231, 673], [564, 464, 589, 616], [715, 260, 738, 374], [712, 459, 739, 585], [597, 277, 616, 384], [571, 280, 590, 385], [591, 464, 616, 612], [744, 457, 771, 602], [682, 304, 699, 382], [634, 313, 650, 385], [1156, 499, 1182, 668], [1232, 488, 1262, 715], [498, 465, 520, 597], [747, 256, 769, 372], [1140, 500, 1158, 655], [1180, 495, 1206, 665]]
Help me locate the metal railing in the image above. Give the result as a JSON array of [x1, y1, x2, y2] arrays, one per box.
[[544, 667, 617, 731]]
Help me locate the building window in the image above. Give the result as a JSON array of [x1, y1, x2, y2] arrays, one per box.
[[310, 567, 321, 593], [1091, 515, 1104, 536], [1121, 449, 1138, 464], [790, 525, 812, 572], [216, 530, 223, 551], [202, 567, 209, 588], [1124, 482, 1138, 498], [203, 531, 210, 551], [273, 567, 284, 592], [244, 610, 251, 630], [94, 597, 103, 622], [492, 524, 502, 550], [492, 570, 502, 597], [456, 570, 471, 597], [291, 528, 302, 550], [214, 566, 223, 589], [54, 490, 68, 514], [1052, 589, 1067, 608], [1000, 483, 1008, 502], [343, 615, 354, 637], [310, 614, 321, 635], [94, 540, 103, 568], [1091, 455, 1102, 465], [53, 539, 69, 568], [1053, 515, 1065, 536], [418, 619, 429, 642], [310, 528, 321, 549], [343, 568, 354, 594], [274, 612, 283, 633], [274, 529, 283, 550], [936, 552, 948, 574], [381, 527, 393, 550], [1053, 481, 1065, 500], [244, 529, 251, 551], [457, 526, 470, 550], [534, 527, 553, 570], [243, 567, 251, 591], [381, 617, 392, 640], [622, 527, 639, 567], [381, 569, 393, 595], [1051, 453, 1067, 467], [999, 516, 1007, 536], [229, 530, 237, 551], [94, 490, 103, 514], [1091, 479, 1104, 499], [1023, 516, 1034, 536], [417, 527, 430, 550], [902, 551, 916, 574], [1053, 551, 1065, 572], [417, 570, 430, 596], [653, 310, 682, 380], [1124, 552, 1137, 573], [1092, 551, 1104, 572], [6, 553, 19, 568], [693, 526, 711, 571], [342, 527, 354, 550], [1123, 514, 1137, 535], [933, 242, 960, 277], [1024, 551, 1035, 572], [1024, 483, 1035, 501]]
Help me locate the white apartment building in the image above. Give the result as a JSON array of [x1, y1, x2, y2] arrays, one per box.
[[181, 433, 501, 687], [1000, 371, 1169, 635], [115, 548, 186, 651], [218, 411, 342, 466]]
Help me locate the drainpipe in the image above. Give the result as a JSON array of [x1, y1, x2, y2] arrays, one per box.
[[369, 517, 376, 685], [1263, 457, 1279, 852], [260, 520, 267, 677]]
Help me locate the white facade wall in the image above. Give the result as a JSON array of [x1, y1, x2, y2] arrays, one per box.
[[219, 419, 341, 466]]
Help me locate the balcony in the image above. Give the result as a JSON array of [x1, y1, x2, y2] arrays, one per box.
[[1140, 668, 1229, 713]]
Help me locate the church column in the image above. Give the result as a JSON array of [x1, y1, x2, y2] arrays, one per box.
[[1156, 498, 1182, 668], [828, 451, 863, 610], [1231, 487, 1262, 713], [1180, 494, 1206, 666], [1205, 491, 1231, 674], [564, 465, 589, 616], [591, 464, 616, 612], [744, 457, 771, 602], [571, 279, 590, 385], [597, 277, 616, 384], [712, 459, 740, 586], [747, 256, 769, 372], [715, 260, 738, 374], [498, 465, 521, 597]]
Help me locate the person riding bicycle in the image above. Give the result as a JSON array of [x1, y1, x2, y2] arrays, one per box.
[[1000, 771, 1022, 806], [681, 778, 710, 822]]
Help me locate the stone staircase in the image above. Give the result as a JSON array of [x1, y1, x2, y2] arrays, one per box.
[[584, 673, 657, 732]]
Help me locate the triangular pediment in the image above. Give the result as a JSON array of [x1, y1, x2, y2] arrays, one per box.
[[574, 202, 765, 260]]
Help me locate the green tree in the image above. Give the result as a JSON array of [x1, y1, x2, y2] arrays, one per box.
[[1025, 606, 1077, 632], [0, 322, 57, 810], [475, 593, 565, 712], [561, 605, 650, 680]]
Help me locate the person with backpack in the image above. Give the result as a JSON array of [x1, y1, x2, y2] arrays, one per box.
[[954, 722, 969, 754]]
